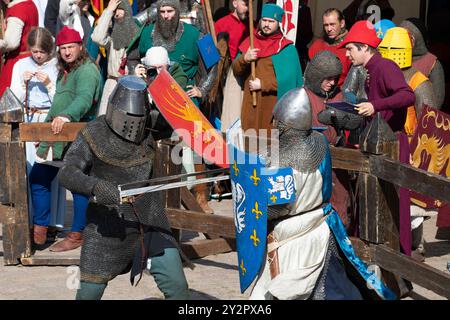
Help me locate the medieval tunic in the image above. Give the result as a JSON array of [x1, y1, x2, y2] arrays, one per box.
[[215, 13, 250, 132], [233, 55, 278, 132], [364, 53, 415, 133], [0, 0, 38, 97], [10, 56, 65, 226], [308, 38, 351, 88], [233, 32, 303, 132], [305, 89, 351, 227], [215, 13, 250, 61], [250, 130, 363, 300], [36, 60, 102, 161], [138, 22, 200, 84]]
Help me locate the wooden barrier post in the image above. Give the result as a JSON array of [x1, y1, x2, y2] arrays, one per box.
[[358, 114, 408, 297], [358, 114, 400, 248], [154, 139, 182, 242], [0, 123, 32, 265]]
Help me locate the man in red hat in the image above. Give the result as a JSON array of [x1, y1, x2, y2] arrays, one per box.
[[29, 26, 102, 252], [339, 20, 416, 260], [339, 20, 415, 133]]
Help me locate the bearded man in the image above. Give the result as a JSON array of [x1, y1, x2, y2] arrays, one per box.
[[137, 0, 218, 214], [233, 3, 303, 133], [91, 0, 141, 115], [138, 0, 200, 87]]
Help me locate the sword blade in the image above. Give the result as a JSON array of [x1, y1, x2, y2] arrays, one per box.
[[118, 167, 229, 190], [119, 175, 230, 202]]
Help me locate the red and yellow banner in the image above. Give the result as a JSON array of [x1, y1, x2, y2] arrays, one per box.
[[409, 106, 449, 210], [148, 69, 229, 168]]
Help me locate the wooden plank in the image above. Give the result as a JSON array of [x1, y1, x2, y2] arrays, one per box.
[[0, 204, 18, 224], [181, 187, 204, 212], [0, 123, 11, 143], [19, 122, 86, 142], [167, 208, 235, 238], [21, 255, 80, 266], [350, 237, 373, 263], [181, 238, 235, 259], [373, 245, 450, 299], [330, 146, 370, 173], [180, 186, 220, 240], [370, 156, 450, 204]]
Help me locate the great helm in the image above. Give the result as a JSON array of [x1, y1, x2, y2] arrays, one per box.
[[378, 27, 413, 69], [105, 75, 150, 143], [273, 87, 312, 131]]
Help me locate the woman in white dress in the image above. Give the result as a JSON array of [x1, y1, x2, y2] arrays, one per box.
[[11, 26, 65, 240]]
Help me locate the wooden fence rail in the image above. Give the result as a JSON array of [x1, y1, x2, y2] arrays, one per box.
[[1, 118, 449, 299]]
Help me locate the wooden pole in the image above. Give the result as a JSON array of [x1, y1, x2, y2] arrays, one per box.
[[249, 0, 257, 107], [203, 0, 217, 45]]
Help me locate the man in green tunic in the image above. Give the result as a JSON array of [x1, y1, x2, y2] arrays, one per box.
[[30, 26, 102, 252], [233, 3, 303, 132]]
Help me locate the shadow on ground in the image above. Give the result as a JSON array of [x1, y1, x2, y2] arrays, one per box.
[[192, 258, 239, 271]]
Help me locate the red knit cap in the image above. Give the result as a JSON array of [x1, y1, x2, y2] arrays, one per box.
[[56, 26, 82, 46], [338, 20, 382, 48]]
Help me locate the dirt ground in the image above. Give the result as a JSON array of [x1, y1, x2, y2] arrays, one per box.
[[0, 198, 448, 300]]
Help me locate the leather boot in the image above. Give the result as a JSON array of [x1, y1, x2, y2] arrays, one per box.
[[49, 232, 83, 252], [33, 225, 48, 245]]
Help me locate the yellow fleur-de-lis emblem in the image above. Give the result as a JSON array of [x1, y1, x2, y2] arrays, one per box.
[[251, 201, 263, 219], [270, 194, 277, 203], [240, 259, 247, 276], [232, 161, 239, 176], [250, 229, 260, 247], [250, 169, 261, 186]]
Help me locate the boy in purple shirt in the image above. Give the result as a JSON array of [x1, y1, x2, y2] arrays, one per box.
[[339, 21, 416, 258], [339, 20, 415, 132]]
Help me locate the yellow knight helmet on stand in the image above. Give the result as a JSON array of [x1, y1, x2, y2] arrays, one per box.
[[378, 27, 413, 69]]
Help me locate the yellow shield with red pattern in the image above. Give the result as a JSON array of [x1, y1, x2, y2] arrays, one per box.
[[148, 69, 229, 168]]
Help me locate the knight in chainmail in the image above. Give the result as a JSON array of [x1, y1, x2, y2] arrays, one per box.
[[91, 0, 142, 116], [58, 76, 190, 300], [400, 18, 445, 109], [179, 0, 207, 35], [250, 87, 363, 300], [304, 51, 361, 228]]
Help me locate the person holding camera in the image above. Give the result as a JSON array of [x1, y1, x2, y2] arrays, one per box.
[[134, 46, 187, 141], [134, 46, 187, 88]]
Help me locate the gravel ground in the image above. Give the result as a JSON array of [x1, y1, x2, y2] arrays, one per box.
[[0, 198, 448, 300]]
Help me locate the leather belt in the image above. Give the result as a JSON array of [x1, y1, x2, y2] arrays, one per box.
[[107, 75, 119, 81], [267, 232, 280, 279]]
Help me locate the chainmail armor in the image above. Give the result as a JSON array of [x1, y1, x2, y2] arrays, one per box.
[[277, 122, 327, 173], [400, 20, 428, 56], [58, 116, 190, 284], [309, 231, 340, 300], [152, 1, 184, 53], [304, 51, 342, 98], [92, 179, 121, 206], [342, 65, 368, 104]]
